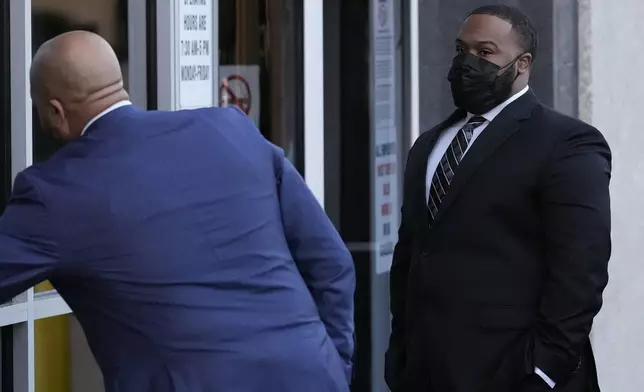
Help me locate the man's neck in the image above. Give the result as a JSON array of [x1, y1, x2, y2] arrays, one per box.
[[511, 83, 529, 97], [86, 90, 130, 119], [510, 74, 530, 96], [474, 85, 529, 122], [80, 98, 132, 135]]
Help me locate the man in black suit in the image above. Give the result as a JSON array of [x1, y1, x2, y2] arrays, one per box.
[[385, 5, 611, 392]]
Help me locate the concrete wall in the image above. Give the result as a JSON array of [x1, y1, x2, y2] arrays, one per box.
[[580, 0, 644, 390]]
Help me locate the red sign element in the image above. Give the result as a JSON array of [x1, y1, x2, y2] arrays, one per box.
[[381, 203, 391, 216], [220, 74, 252, 114], [377, 163, 396, 176]]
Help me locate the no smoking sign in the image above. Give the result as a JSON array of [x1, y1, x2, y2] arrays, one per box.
[[220, 74, 252, 114], [219, 65, 261, 125]]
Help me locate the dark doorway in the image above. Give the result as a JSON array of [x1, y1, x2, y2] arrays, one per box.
[[218, 0, 305, 173], [324, 0, 372, 390]]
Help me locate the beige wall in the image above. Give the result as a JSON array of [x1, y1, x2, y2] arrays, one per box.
[[580, 0, 644, 390]]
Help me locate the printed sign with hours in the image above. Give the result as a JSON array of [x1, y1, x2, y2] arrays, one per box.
[[178, 0, 215, 109]]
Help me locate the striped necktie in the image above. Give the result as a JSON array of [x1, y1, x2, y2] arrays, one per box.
[[427, 116, 486, 222]]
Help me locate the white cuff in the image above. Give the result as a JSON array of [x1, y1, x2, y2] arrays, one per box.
[[535, 367, 556, 389]]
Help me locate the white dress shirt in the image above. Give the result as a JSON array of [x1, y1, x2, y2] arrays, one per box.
[[424, 85, 556, 390], [81, 100, 132, 136], [425, 85, 528, 202]]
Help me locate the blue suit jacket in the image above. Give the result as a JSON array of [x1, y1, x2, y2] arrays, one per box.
[[0, 105, 355, 392]]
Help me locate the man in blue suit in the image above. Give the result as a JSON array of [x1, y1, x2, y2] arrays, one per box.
[[0, 31, 355, 391]]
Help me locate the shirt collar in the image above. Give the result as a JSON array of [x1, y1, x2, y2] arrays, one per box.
[[466, 85, 530, 123], [81, 100, 132, 135]]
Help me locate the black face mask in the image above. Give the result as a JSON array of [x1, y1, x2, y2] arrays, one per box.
[[447, 52, 522, 115]]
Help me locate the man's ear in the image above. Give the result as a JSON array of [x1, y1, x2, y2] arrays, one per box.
[[47, 99, 72, 140], [47, 99, 65, 123], [517, 53, 532, 74]]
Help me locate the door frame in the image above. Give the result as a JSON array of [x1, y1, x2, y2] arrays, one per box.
[[303, 0, 325, 206]]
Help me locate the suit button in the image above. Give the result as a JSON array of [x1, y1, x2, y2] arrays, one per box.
[[421, 250, 429, 257]]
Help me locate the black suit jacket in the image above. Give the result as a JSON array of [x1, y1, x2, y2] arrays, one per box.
[[385, 91, 611, 392]]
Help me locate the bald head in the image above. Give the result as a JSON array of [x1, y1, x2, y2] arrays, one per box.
[[31, 31, 129, 141]]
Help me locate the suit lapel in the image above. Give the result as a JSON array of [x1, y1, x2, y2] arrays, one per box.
[[432, 90, 539, 225]]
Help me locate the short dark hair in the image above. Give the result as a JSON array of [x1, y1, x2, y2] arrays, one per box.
[[469, 5, 539, 62]]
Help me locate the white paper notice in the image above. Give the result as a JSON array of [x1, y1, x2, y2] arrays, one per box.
[[178, 0, 214, 109], [371, 0, 399, 274]]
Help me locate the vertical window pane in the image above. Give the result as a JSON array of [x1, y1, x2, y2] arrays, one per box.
[[30, 0, 129, 293], [218, 0, 304, 170]]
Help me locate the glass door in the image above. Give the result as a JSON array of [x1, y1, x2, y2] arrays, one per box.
[[218, 0, 304, 170], [322, 0, 406, 390], [29, 1, 133, 391]]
